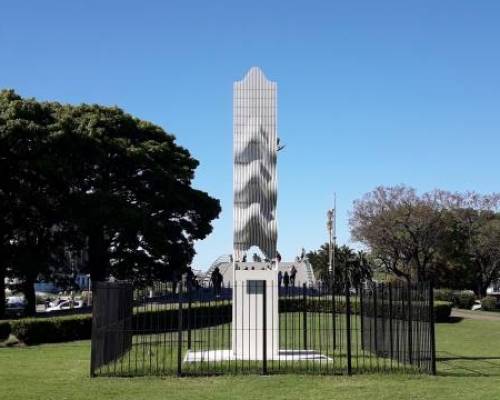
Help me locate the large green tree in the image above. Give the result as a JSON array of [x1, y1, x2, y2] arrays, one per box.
[[0, 90, 221, 317], [50, 103, 221, 284], [0, 90, 73, 315]]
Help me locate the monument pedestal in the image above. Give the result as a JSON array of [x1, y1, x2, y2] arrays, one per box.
[[231, 267, 279, 360], [184, 262, 332, 364]]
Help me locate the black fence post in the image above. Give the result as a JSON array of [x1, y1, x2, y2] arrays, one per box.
[[177, 282, 183, 377], [331, 278, 336, 349], [373, 286, 378, 355], [407, 280, 413, 365], [90, 282, 98, 377], [388, 282, 394, 363], [262, 280, 267, 375], [187, 286, 192, 350], [429, 281, 437, 375], [359, 283, 364, 351], [345, 282, 352, 375], [303, 283, 308, 350]]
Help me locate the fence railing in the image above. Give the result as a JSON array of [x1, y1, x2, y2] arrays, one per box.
[[90, 279, 436, 377]]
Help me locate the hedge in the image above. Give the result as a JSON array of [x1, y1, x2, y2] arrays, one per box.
[[434, 301, 452, 322], [434, 288, 476, 309], [7, 299, 452, 345], [0, 321, 11, 341], [481, 296, 498, 311], [8, 304, 232, 345], [11, 315, 92, 345]]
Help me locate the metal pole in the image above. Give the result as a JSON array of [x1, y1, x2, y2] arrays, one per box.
[[332, 193, 336, 281], [345, 281, 352, 375], [407, 280, 413, 366], [373, 285, 378, 355], [303, 283, 308, 350], [389, 282, 394, 365], [187, 285, 192, 350], [177, 282, 183, 377], [262, 280, 267, 375], [327, 195, 337, 349], [429, 281, 437, 375]]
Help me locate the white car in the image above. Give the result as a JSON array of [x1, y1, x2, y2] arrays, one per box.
[[45, 299, 84, 312]]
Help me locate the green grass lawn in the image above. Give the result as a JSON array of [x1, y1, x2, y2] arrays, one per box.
[[93, 313, 424, 377], [1, 318, 500, 400]]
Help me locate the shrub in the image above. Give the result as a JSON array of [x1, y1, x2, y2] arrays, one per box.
[[481, 296, 498, 311], [279, 298, 361, 314], [433, 301, 452, 322], [434, 288, 453, 302], [0, 321, 11, 341], [11, 315, 92, 345], [454, 290, 476, 309]]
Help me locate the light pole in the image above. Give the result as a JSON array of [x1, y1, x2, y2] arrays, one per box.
[[327, 195, 337, 348], [327, 209, 333, 274], [326, 195, 337, 282]]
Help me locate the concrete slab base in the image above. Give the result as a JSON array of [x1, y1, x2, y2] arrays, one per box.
[[184, 349, 332, 363]]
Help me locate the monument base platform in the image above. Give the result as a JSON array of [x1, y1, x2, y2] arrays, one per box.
[[184, 349, 332, 363]]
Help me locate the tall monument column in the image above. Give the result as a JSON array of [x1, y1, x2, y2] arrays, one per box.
[[232, 67, 279, 359], [233, 67, 278, 261]]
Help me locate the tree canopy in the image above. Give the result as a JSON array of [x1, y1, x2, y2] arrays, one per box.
[[350, 185, 500, 295], [0, 90, 221, 316], [306, 244, 372, 288]]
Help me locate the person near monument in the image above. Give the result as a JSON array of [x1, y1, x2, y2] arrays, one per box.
[[283, 271, 290, 290], [278, 270, 283, 287], [211, 267, 223, 297], [290, 265, 297, 286]]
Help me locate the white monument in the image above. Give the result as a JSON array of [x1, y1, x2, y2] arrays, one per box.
[[185, 67, 329, 364], [231, 67, 279, 359]]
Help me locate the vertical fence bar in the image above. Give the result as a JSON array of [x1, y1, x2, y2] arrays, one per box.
[[345, 282, 352, 375], [302, 283, 308, 350], [187, 286, 192, 350], [388, 282, 394, 369], [373, 286, 378, 357], [90, 283, 98, 377], [359, 283, 364, 353], [429, 281, 437, 375], [177, 283, 183, 377], [262, 280, 267, 375], [331, 278, 336, 349], [407, 280, 413, 366]]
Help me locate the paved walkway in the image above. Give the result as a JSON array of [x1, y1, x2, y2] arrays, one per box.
[[451, 308, 500, 321]]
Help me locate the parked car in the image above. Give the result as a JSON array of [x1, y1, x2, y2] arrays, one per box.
[[5, 296, 26, 318], [45, 299, 84, 312], [471, 300, 482, 311]]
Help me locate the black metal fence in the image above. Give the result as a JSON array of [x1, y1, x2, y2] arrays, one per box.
[[90, 279, 435, 377]]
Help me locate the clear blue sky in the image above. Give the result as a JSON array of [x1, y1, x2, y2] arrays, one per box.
[[2, 1, 499, 270]]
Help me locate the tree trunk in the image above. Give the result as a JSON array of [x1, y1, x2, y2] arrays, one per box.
[[479, 282, 489, 298], [0, 266, 5, 319], [88, 226, 108, 283], [22, 275, 36, 317]]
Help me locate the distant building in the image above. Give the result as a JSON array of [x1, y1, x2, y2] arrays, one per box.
[[487, 279, 500, 296]]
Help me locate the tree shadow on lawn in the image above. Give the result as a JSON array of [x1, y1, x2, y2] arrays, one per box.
[[437, 351, 500, 377], [437, 316, 463, 324]]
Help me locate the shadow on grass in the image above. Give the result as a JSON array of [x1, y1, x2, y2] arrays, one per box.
[[436, 316, 463, 324], [438, 351, 500, 377]]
